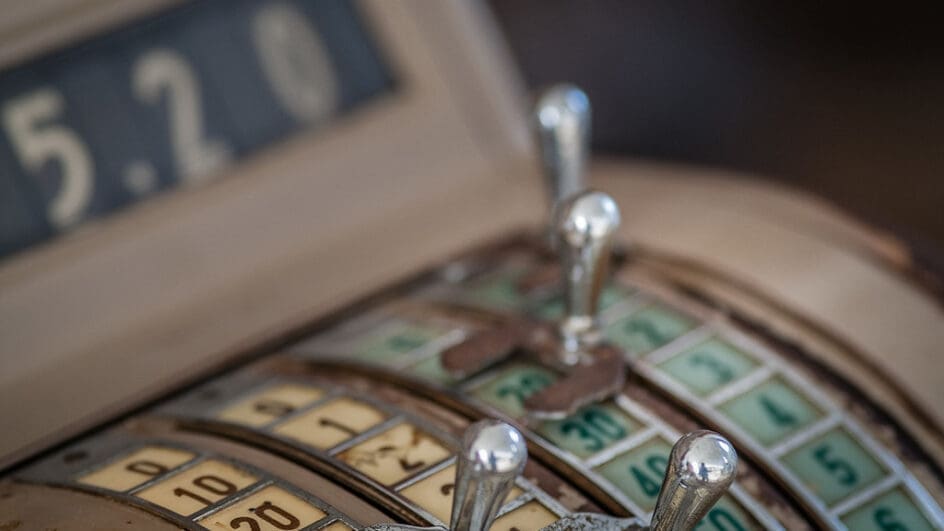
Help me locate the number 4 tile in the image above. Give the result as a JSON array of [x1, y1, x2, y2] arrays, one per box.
[[718, 376, 823, 447]]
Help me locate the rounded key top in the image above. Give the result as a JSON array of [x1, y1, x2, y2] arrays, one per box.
[[533, 84, 591, 240], [554, 190, 621, 360], [450, 420, 528, 531], [650, 430, 738, 531]]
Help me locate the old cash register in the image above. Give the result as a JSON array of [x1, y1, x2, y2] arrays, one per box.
[[0, 1, 942, 530]]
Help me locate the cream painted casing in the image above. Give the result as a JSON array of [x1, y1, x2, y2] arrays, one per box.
[[0, 0, 941, 478]]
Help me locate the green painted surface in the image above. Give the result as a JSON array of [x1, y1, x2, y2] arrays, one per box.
[[595, 437, 673, 511], [536, 403, 639, 458], [658, 338, 759, 397], [532, 284, 635, 321], [694, 495, 763, 531], [782, 428, 887, 506], [595, 437, 760, 530], [605, 305, 694, 358], [719, 377, 823, 446], [471, 364, 557, 417], [841, 488, 934, 531], [354, 321, 444, 363], [466, 269, 528, 311], [597, 438, 763, 531], [407, 354, 456, 385]]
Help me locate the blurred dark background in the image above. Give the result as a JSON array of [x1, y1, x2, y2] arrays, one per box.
[[490, 1, 944, 252]]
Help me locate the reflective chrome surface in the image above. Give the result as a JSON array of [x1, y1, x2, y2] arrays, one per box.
[[650, 431, 738, 531], [554, 190, 621, 359], [450, 420, 528, 531], [533, 84, 591, 225]]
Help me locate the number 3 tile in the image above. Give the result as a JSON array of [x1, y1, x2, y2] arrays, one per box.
[[536, 403, 639, 458], [657, 338, 758, 397]]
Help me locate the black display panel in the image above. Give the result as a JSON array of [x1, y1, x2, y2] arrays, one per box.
[[0, 0, 393, 260]]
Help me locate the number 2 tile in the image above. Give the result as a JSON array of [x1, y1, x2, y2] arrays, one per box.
[[471, 364, 557, 418], [399, 463, 522, 525], [336, 423, 450, 486]]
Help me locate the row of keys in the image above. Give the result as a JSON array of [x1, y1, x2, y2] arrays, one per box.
[[464, 363, 780, 530], [62, 442, 355, 530], [167, 377, 570, 530], [602, 294, 944, 531], [295, 305, 470, 373], [292, 315, 785, 530], [417, 254, 545, 315], [294, 307, 471, 386], [436, 260, 944, 530]]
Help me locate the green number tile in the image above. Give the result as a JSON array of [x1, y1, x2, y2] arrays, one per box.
[[718, 377, 823, 447], [595, 437, 672, 511], [471, 364, 557, 418], [781, 428, 888, 506], [465, 270, 528, 311], [531, 284, 635, 321], [595, 437, 762, 530], [605, 305, 695, 358], [406, 354, 457, 385], [536, 403, 639, 458], [353, 321, 444, 363], [530, 296, 566, 321], [657, 338, 759, 397], [694, 495, 763, 531], [841, 488, 935, 531]]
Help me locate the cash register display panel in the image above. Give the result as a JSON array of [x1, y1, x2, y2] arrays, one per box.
[[1, 2, 943, 531], [0, 0, 392, 258]]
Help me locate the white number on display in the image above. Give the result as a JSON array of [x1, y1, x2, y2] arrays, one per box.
[[132, 48, 232, 184], [252, 2, 339, 125], [2, 89, 94, 228]]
